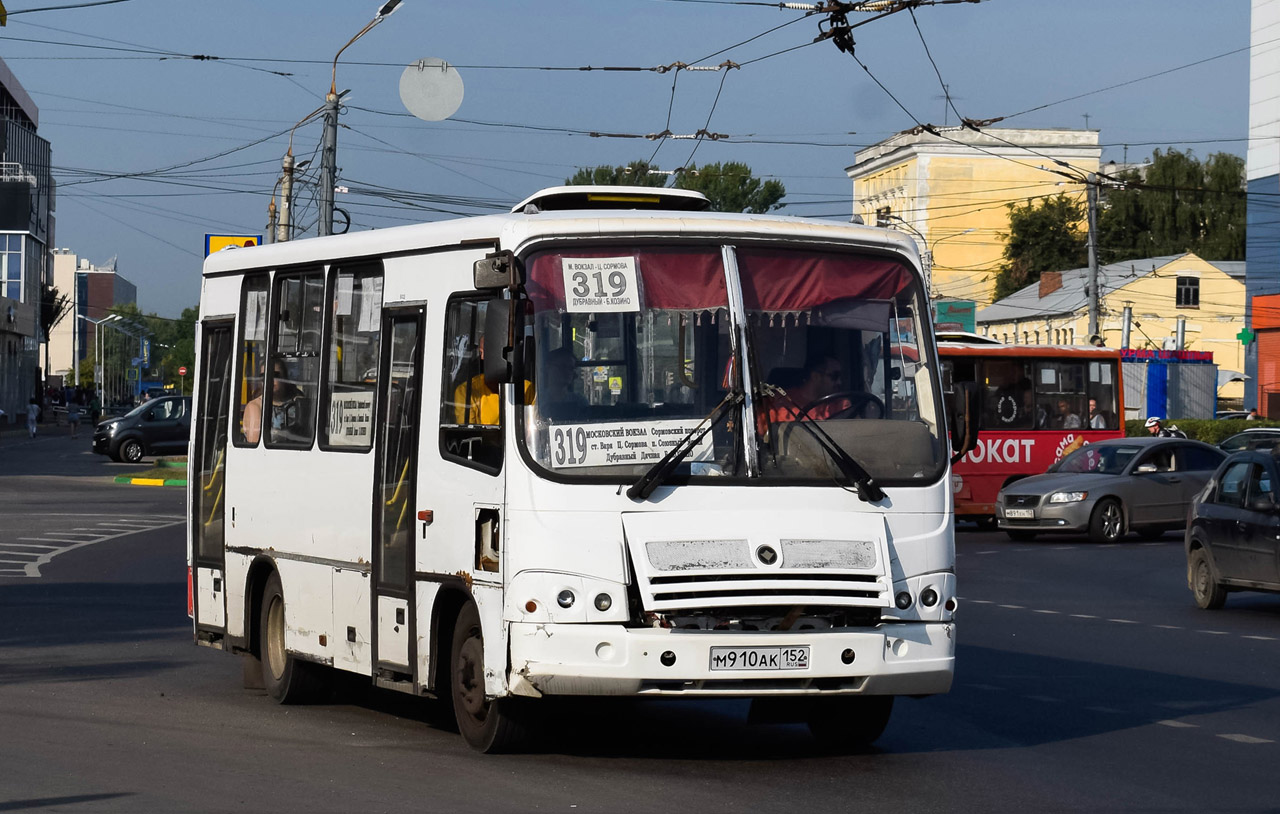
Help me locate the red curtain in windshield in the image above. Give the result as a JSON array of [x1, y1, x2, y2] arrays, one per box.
[[736, 248, 914, 312], [526, 248, 727, 312]]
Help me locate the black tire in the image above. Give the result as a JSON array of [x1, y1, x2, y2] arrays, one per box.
[[1088, 498, 1124, 543], [807, 695, 894, 750], [259, 571, 325, 704], [119, 438, 145, 464], [451, 602, 530, 753], [1005, 529, 1036, 542], [1190, 547, 1227, 610]]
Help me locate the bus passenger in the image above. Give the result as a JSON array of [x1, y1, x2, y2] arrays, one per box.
[[242, 361, 301, 444], [453, 337, 535, 426], [1056, 399, 1081, 429]]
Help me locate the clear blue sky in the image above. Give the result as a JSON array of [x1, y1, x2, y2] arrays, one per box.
[[0, 0, 1250, 316]]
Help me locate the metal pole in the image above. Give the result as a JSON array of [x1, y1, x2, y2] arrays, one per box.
[[319, 92, 339, 237], [1086, 173, 1100, 339], [1122, 305, 1132, 349]]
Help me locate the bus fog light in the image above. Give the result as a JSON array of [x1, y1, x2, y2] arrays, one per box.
[[945, 597, 957, 612], [660, 650, 677, 667], [841, 648, 856, 664], [920, 588, 938, 607], [593, 593, 612, 611], [524, 600, 538, 613], [895, 591, 912, 610], [557, 590, 575, 608]]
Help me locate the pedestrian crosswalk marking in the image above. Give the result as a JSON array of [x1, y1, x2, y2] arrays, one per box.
[[0, 517, 184, 578]]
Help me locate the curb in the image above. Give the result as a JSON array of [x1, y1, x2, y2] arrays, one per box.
[[113, 476, 187, 487]]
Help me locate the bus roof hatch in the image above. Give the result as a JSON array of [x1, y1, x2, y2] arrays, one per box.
[[511, 185, 712, 214]]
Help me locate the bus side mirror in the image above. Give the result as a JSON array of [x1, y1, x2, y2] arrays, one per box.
[[474, 250, 519, 290], [949, 381, 980, 466], [483, 299, 513, 390]]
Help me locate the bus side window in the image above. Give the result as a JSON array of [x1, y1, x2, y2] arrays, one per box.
[[268, 270, 324, 448], [440, 297, 504, 473], [321, 264, 382, 451], [234, 273, 269, 447]]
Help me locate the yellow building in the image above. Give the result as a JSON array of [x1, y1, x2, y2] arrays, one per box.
[[846, 127, 1101, 305], [976, 253, 1247, 401]]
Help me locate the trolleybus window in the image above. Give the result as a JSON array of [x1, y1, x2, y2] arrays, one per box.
[[321, 263, 383, 450]]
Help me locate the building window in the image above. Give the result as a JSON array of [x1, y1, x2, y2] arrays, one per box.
[[1176, 276, 1200, 308], [875, 206, 892, 227], [1, 234, 22, 301]]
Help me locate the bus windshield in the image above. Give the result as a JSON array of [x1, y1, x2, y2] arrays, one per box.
[[520, 244, 945, 486]]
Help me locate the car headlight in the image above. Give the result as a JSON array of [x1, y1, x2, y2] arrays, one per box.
[[1048, 491, 1087, 503]]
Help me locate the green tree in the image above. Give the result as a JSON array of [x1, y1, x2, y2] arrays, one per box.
[[1098, 149, 1245, 262], [673, 161, 785, 213], [566, 160, 668, 187], [39, 283, 71, 378], [993, 193, 1088, 300]]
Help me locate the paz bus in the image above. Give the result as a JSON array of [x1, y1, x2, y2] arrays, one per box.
[[187, 185, 977, 752], [939, 339, 1125, 531]]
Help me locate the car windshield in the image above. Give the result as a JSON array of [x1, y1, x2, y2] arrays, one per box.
[[1055, 443, 1140, 474], [520, 243, 945, 485], [1221, 431, 1280, 452]]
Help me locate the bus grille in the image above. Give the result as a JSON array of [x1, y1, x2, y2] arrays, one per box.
[[626, 535, 893, 612]]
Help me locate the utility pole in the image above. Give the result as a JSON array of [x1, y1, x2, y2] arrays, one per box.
[[266, 198, 277, 245], [1086, 173, 1101, 341], [319, 92, 339, 237], [278, 152, 296, 243]]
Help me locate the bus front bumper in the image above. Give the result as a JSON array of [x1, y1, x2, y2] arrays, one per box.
[[506, 621, 954, 698]]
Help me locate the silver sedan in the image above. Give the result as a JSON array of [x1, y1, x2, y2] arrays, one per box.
[[995, 437, 1226, 543]]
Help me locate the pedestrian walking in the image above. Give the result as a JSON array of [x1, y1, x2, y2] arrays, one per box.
[[66, 398, 82, 439], [26, 397, 39, 438]]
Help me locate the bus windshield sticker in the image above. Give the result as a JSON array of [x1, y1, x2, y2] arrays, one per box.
[[336, 275, 355, 315], [561, 257, 640, 314], [548, 419, 713, 469]]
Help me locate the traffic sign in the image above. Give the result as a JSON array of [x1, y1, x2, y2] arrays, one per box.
[[205, 234, 263, 257], [179, 366, 188, 377]]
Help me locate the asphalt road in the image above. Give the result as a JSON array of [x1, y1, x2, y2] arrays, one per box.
[[1, 431, 1278, 812]]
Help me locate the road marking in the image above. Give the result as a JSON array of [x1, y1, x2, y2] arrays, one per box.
[[978, 550, 1000, 555], [1155, 624, 1183, 630], [998, 604, 1025, 609], [1243, 635, 1278, 641], [1197, 630, 1231, 636], [1108, 619, 1139, 624], [1053, 546, 1076, 550], [1025, 695, 1063, 704], [1218, 734, 1274, 744], [1070, 614, 1098, 619], [1033, 609, 1060, 615], [1156, 720, 1198, 728], [0, 519, 184, 578]]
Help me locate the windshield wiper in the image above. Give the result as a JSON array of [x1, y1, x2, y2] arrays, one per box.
[[626, 390, 743, 501], [760, 384, 885, 503]]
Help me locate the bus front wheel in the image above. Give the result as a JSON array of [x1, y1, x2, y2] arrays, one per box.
[[807, 695, 893, 750], [451, 603, 530, 753], [259, 571, 324, 704]]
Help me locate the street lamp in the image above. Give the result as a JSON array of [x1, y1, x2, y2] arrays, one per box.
[[78, 314, 119, 406], [318, 0, 404, 236], [926, 228, 977, 295]]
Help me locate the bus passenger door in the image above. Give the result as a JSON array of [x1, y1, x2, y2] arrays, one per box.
[[372, 307, 424, 681], [192, 321, 234, 640]]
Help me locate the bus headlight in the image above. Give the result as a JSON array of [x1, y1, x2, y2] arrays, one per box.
[[1049, 491, 1087, 503]]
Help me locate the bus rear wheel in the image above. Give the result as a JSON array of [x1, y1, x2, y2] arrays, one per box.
[[807, 695, 894, 751], [451, 603, 531, 753], [259, 571, 324, 704]]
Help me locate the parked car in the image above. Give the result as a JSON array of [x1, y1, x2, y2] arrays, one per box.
[[1216, 410, 1250, 420], [1218, 428, 1280, 452], [92, 395, 192, 463], [1185, 449, 1280, 609], [995, 437, 1226, 543]]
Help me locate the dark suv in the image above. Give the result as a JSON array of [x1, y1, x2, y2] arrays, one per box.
[[93, 396, 192, 463]]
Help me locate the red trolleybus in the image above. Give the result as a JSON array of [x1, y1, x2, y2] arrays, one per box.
[[939, 341, 1125, 526]]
